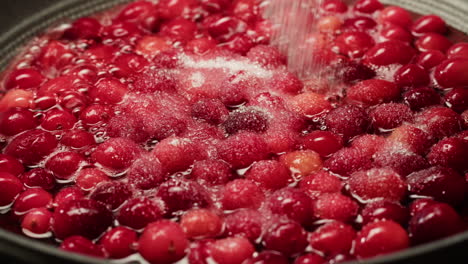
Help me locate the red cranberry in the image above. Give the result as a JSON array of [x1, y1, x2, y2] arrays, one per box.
[[53, 187, 84, 206], [416, 33, 452, 53], [181, 209, 223, 239], [45, 152, 85, 180], [60, 236, 105, 257], [231, 0, 260, 23], [89, 78, 128, 105], [20, 169, 54, 190], [13, 188, 52, 216], [5, 129, 58, 165], [4, 68, 44, 90], [38, 41, 75, 73], [0, 172, 23, 207], [348, 79, 400, 106], [247, 45, 286, 68], [100, 226, 137, 259], [224, 209, 262, 242], [80, 104, 113, 127], [411, 14, 447, 36], [113, 54, 148, 77], [21, 207, 52, 236], [117, 197, 164, 230], [210, 237, 255, 264], [409, 203, 463, 244], [0, 154, 24, 176], [434, 58, 468, 88], [416, 107, 462, 139], [325, 105, 369, 141], [218, 132, 269, 168], [161, 18, 197, 43], [52, 198, 113, 239], [379, 6, 412, 28], [190, 159, 231, 186], [348, 168, 406, 202], [200, 0, 230, 13], [394, 64, 429, 88], [410, 198, 438, 216], [280, 150, 323, 177], [373, 145, 429, 176], [344, 16, 377, 31], [224, 108, 269, 135], [354, 0, 383, 13], [268, 187, 313, 224], [116, 0, 158, 30], [156, 178, 211, 215], [350, 134, 386, 157], [336, 61, 376, 84], [354, 220, 409, 258], [61, 130, 95, 149], [92, 137, 141, 171], [321, 0, 348, 13], [313, 192, 359, 222], [407, 166, 465, 205], [157, 0, 197, 20], [445, 88, 468, 113], [263, 220, 308, 256], [447, 42, 468, 59], [294, 253, 326, 264], [290, 92, 332, 116], [302, 131, 342, 158], [370, 103, 412, 131], [403, 87, 441, 110], [89, 181, 133, 210], [221, 33, 255, 55], [416, 50, 446, 69], [428, 137, 468, 172], [245, 160, 291, 190], [299, 171, 342, 198], [387, 125, 433, 155], [127, 155, 166, 190], [191, 99, 229, 125], [41, 109, 77, 131], [324, 147, 371, 177], [380, 24, 413, 43], [75, 168, 109, 191], [186, 37, 218, 54], [361, 200, 410, 226], [152, 136, 201, 173], [364, 40, 415, 66], [204, 15, 247, 41], [309, 221, 356, 257], [64, 17, 101, 40], [245, 251, 288, 264], [0, 108, 37, 136], [221, 179, 264, 210], [139, 220, 188, 264], [269, 71, 304, 94]]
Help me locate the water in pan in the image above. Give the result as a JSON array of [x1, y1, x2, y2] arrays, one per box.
[[0, 0, 468, 263]]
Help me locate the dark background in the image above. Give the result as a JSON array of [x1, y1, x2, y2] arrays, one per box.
[[0, 0, 58, 34]]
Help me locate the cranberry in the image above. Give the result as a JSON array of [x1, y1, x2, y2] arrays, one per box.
[[309, 221, 355, 257], [416, 33, 452, 53], [64, 17, 101, 40], [113, 54, 148, 77], [409, 203, 463, 244], [60, 236, 105, 257], [152, 136, 200, 173], [100, 226, 137, 259], [75, 168, 109, 191], [210, 237, 255, 264], [324, 147, 371, 177], [325, 105, 369, 141], [116, 0, 158, 30], [321, 0, 348, 13], [409, 198, 438, 216], [373, 145, 429, 176], [13, 188, 52, 216], [334, 32, 374, 59], [348, 168, 406, 202], [336, 61, 376, 84], [428, 137, 468, 172], [89, 78, 128, 104], [354, 220, 409, 258], [139, 220, 188, 264], [117, 197, 163, 230], [92, 137, 141, 171], [416, 107, 462, 139], [204, 15, 247, 41], [380, 24, 413, 43], [269, 71, 304, 94], [407, 166, 466, 206], [299, 171, 341, 198], [290, 92, 332, 117], [294, 254, 326, 264], [61, 130, 95, 149], [186, 37, 218, 54], [221, 179, 264, 210], [350, 134, 386, 157], [191, 99, 229, 125], [0, 154, 24, 176], [224, 108, 269, 134], [370, 103, 412, 132], [161, 18, 197, 43], [245, 251, 289, 264], [181, 209, 223, 239], [21, 207, 52, 236], [379, 6, 412, 28], [434, 58, 468, 88], [156, 178, 211, 215], [388, 125, 433, 155], [354, 0, 383, 13], [403, 87, 441, 110], [224, 209, 262, 242], [52, 198, 113, 239], [348, 79, 400, 106], [445, 88, 468, 113], [263, 220, 308, 256], [344, 16, 377, 31], [394, 64, 429, 89], [218, 132, 269, 168], [190, 159, 231, 186], [411, 14, 447, 36], [447, 42, 468, 59], [364, 40, 415, 66], [0, 108, 37, 136], [4, 68, 44, 90], [0, 172, 23, 207], [416, 50, 447, 70], [280, 150, 323, 177], [5, 129, 58, 165], [80, 104, 113, 127], [245, 160, 291, 190], [313, 192, 358, 222], [361, 201, 410, 226], [89, 181, 133, 210], [53, 187, 84, 206], [268, 187, 313, 224], [200, 0, 230, 13], [20, 169, 55, 190], [247, 45, 285, 68], [45, 152, 85, 180], [136, 36, 172, 56]]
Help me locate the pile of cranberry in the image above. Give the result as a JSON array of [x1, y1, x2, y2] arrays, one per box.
[[0, 0, 468, 263]]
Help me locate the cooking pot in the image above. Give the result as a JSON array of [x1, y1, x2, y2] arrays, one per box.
[[0, 0, 468, 263]]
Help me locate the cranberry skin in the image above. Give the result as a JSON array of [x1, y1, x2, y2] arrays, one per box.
[[157, 0, 197, 20], [52, 198, 113, 240], [263, 220, 308, 256], [92, 137, 141, 171], [89, 181, 133, 210], [117, 197, 163, 230], [379, 6, 412, 28], [268, 188, 313, 224], [5, 129, 58, 165], [210, 237, 255, 264], [416, 50, 447, 70], [325, 105, 369, 141], [409, 203, 463, 244], [447, 43, 468, 59], [299, 171, 342, 198], [156, 178, 210, 215], [354, 0, 383, 13], [224, 209, 262, 242], [61, 130, 95, 149], [127, 156, 166, 190], [0, 154, 24, 176], [60, 236, 105, 257], [247, 45, 286, 68], [373, 146, 429, 177], [354, 220, 409, 258], [410, 198, 438, 216], [4, 68, 44, 90], [380, 24, 413, 43], [428, 137, 468, 172], [361, 201, 410, 226], [321, 0, 348, 13], [348, 79, 400, 106], [412, 15, 447, 36], [190, 159, 231, 186], [309, 221, 356, 257], [0, 108, 37, 136], [160, 18, 197, 43], [435, 58, 468, 88], [100, 226, 137, 259], [350, 134, 386, 157], [53, 187, 84, 206], [64, 17, 101, 40], [349, 168, 407, 202], [20, 169, 55, 190], [294, 253, 326, 264], [223, 108, 269, 135], [445, 88, 468, 113], [403, 87, 441, 111], [139, 220, 188, 264], [45, 152, 84, 180], [370, 103, 413, 131], [335, 32, 375, 59], [200, 0, 230, 13], [13, 188, 52, 216], [75, 168, 109, 191], [245, 251, 288, 264], [302, 131, 342, 158], [186, 37, 218, 54], [364, 40, 415, 66], [116, 0, 158, 30], [417, 107, 462, 139], [394, 64, 429, 89], [80, 104, 113, 127], [191, 99, 229, 125], [218, 132, 269, 169], [0, 172, 23, 207], [407, 166, 465, 205], [89, 78, 128, 105], [222, 33, 255, 55], [221, 179, 264, 210], [313, 192, 359, 222], [21, 207, 52, 235], [181, 209, 223, 239], [324, 147, 372, 177], [41, 109, 77, 131], [416, 33, 452, 53], [245, 160, 291, 190]]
